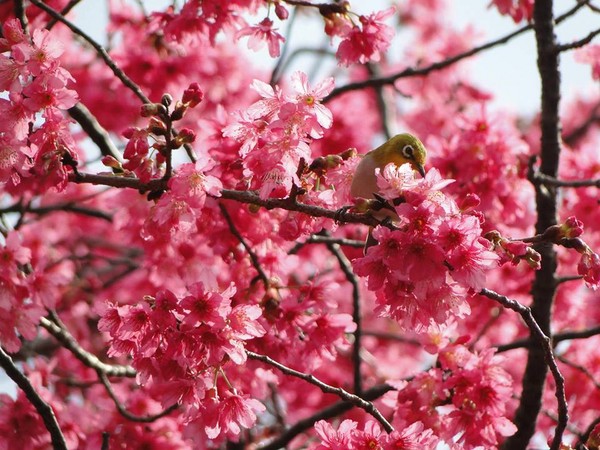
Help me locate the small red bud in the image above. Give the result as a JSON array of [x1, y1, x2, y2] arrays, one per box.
[[101, 155, 121, 169], [275, 3, 289, 20], [182, 82, 204, 107], [161, 93, 173, 107], [147, 117, 168, 135]]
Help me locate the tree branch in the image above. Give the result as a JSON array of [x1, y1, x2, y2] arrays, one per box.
[[496, 324, 600, 352], [482, 289, 568, 450], [68, 103, 122, 162], [556, 27, 600, 52], [257, 383, 394, 450], [246, 351, 393, 433], [324, 0, 588, 102], [29, 0, 151, 104], [67, 172, 381, 227], [0, 346, 68, 450], [40, 316, 136, 378], [219, 202, 270, 288], [321, 231, 363, 396], [97, 372, 178, 422]]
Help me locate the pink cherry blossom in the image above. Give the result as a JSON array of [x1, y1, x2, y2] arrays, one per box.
[[236, 17, 285, 58]]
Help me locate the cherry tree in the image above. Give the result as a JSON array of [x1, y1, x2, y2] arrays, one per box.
[[0, 0, 600, 449]]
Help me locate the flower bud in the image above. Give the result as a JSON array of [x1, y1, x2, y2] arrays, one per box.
[[170, 102, 186, 121], [275, 3, 289, 20], [147, 117, 168, 135], [561, 216, 584, 238], [161, 93, 173, 107], [174, 128, 196, 147], [340, 147, 358, 160], [101, 155, 121, 169], [182, 82, 204, 107], [459, 193, 480, 211], [140, 103, 166, 117]]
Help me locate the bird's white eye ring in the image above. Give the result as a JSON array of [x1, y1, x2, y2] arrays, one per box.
[[402, 144, 414, 159]]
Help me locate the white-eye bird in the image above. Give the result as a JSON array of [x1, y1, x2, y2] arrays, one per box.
[[350, 133, 427, 250], [351, 133, 427, 201]]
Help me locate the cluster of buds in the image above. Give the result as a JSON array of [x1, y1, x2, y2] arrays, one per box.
[[486, 216, 600, 290], [308, 147, 357, 177], [485, 230, 542, 270], [102, 83, 203, 180]]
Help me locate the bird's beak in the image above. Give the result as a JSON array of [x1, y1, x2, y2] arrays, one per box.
[[416, 164, 426, 178]]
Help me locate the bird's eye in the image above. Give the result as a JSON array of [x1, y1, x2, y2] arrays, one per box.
[[402, 144, 414, 159]]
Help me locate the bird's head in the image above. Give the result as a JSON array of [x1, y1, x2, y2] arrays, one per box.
[[372, 133, 427, 177]]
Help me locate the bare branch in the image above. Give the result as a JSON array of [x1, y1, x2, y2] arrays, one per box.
[[325, 0, 588, 102], [257, 383, 393, 450], [219, 203, 270, 287], [40, 316, 136, 378], [68, 103, 122, 162], [68, 172, 381, 227], [322, 231, 363, 395], [47, 0, 82, 31], [0, 346, 68, 450], [481, 288, 568, 450], [97, 372, 178, 422], [556, 27, 600, 52], [247, 350, 393, 433]]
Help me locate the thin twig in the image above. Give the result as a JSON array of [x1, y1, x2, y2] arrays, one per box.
[[325, 0, 588, 102], [289, 234, 364, 254], [0, 200, 113, 222], [68, 103, 122, 162], [534, 171, 600, 188], [481, 288, 568, 450], [29, 0, 150, 104], [0, 346, 68, 450], [496, 325, 600, 352], [579, 416, 600, 449], [47, 0, 82, 30], [97, 372, 178, 422], [556, 27, 600, 52], [40, 316, 136, 378], [247, 350, 393, 432], [556, 354, 600, 390], [322, 231, 363, 396], [219, 203, 270, 287], [257, 383, 393, 450], [14, 0, 29, 34]]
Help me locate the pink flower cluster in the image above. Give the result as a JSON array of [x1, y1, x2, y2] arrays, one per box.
[[224, 71, 334, 199], [99, 282, 266, 440], [313, 419, 436, 449], [322, 5, 396, 66], [490, 0, 534, 23], [353, 164, 498, 331], [388, 341, 516, 449], [143, 156, 222, 240], [0, 19, 78, 194]]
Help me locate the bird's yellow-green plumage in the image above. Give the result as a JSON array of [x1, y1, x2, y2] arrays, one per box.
[[351, 133, 427, 200]]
